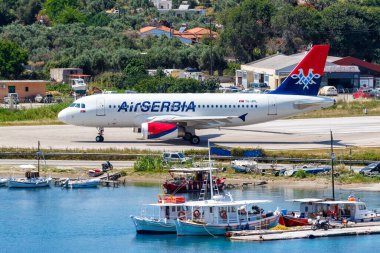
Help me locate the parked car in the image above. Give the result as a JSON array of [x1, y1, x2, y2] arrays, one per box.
[[353, 89, 372, 99], [163, 152, 192, 163], [359, 162, 380, 175], [251, 82, 270, 92], [4, 93, 19, 104], [319, 86, 338, 96]]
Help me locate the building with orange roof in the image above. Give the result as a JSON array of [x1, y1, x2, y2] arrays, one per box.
[[139, 25, 218, 44]]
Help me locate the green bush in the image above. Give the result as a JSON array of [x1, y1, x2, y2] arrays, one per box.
[[294, 170, 307, 178], [133, 155, 166, 172]]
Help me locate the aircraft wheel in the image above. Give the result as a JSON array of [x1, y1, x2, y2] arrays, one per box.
[[183, 132, 192, 141], [96, 136, 104, 142], [190, 136, 200, 145]]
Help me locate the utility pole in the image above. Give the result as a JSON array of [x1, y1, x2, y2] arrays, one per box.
[[330, 130, 336, 200], [209, 18, 213, 76]]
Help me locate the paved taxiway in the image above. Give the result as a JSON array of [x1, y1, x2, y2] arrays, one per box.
[[0, 116, 378, 150]]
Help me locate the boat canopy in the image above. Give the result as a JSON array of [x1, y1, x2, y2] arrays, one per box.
[[169, 167, 220, 173], [317, 200, 365, 205], [286, 198, 325, 203], [181, 199, 271, 207]]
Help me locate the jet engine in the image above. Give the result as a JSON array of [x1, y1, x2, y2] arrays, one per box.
[[141, 122, 185, 140]]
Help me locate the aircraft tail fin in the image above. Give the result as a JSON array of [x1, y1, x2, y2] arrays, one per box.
[[270, 44, 330, 96]]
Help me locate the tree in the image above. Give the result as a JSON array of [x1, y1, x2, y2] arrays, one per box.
[[0, 1, 16, 26], [56, 5, 85, 24], [0, 39, 28, 79], [219, 0, 276, 62], [44, 0, 79, 22]]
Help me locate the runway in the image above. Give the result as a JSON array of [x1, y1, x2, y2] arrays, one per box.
[[0, 116, 379, 151]]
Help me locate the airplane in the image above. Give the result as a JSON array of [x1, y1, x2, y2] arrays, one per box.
[[58, 44, 335, 145]]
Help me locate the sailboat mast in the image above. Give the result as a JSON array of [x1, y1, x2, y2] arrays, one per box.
[[330, 130, 335, 200], [208, 141, 214, 199], [37, 141, 40, 174]]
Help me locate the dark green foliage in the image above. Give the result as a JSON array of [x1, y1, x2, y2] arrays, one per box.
[[0, 39, 28, 78], [294, 170, 307, 178]]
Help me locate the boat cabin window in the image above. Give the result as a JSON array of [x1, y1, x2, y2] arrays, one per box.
[[177, 206, 181, 212], [172, 206, 175, 212], [359, 205, 366, 210], [210, 207, 213, 213]]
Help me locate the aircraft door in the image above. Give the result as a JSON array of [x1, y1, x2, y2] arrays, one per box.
[[268, 97, 277, 115], [96, 97, 106, 116]]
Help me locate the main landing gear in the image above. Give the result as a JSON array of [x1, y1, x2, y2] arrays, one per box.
[[183, 131, 200, 145], [96, 127, 104, 142]]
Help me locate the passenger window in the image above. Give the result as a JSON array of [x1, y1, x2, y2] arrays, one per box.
[[211, 105, 214, 108], [216, 105, 218, 108], [172, 206, 175, 212], [109, 105, 111, 108], [238, 105, 240, 108], [207, 105, 209, 108], [233, 105, 236, 108], [114, 105, 116, 108], [224, 105, 227, 108], [202, 105, 205, 108], [198, 105, 200, 108], [255, 105, 258, 108], [229, 105, 231, 108]]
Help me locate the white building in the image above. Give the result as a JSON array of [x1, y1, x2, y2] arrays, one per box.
[[150, 0, 172, 9]]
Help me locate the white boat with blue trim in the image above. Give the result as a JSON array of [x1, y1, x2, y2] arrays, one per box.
[[62, 178, 100, 188], [175, 195, 279, 236], [130, 194, 189, 234]]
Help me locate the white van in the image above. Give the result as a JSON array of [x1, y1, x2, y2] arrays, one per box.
[[319, 86, 337, 96]]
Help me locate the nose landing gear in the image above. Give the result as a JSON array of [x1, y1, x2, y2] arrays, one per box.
[[96, 127, 104, 142]]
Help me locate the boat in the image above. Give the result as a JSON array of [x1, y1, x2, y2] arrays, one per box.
[[280, 196, 380, 227], [70, 78, 87, 92], [88, 169, 103, 177], [8, 174, 51, 188], [283, 164, 331, 176], [130, 194, 189, 234], [8, 142, 51, 188], [175, 194, 280, 236], [231, 160, 258, 173], [0, 178, 8, 187], [163, 167, 225, 194], [62, 178, 100, 188]]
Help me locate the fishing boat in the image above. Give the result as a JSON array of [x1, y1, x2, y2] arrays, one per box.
[[231, 160, 258, 173], [280, 196, 380, 227], [62, 178, 100, 189], [175, 195, 279, 236], [0, 178, 8, 187], [130, 194, 189, 234], [8, 142, 51, 188], [163, 167, 225, 194]]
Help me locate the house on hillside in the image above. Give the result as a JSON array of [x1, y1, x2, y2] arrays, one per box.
[[150, 0, 172, 9], [139, 25, 217, 44]]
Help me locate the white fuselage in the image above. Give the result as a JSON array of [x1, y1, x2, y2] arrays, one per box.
[[58, 93, 334, 128]]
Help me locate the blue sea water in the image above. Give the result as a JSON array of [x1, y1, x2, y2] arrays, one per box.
[[0, 183, 379, 253]]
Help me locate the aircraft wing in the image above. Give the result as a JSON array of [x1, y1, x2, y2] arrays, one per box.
[[147, 114, 248, 128]]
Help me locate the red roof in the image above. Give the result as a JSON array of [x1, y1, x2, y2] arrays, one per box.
[[334, 56, 380, 73]]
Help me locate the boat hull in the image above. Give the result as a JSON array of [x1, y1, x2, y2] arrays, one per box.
[[8, 179, 50, 188], [279, 215, 309, 227], [69, 180, 100, 188], [175, 215, 279, 236], [130, 216, 176, 234]]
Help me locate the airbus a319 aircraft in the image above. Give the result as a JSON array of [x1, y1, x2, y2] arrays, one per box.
[[58, 44, 334, 144]]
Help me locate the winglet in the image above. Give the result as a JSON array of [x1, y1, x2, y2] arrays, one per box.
[[239, 113, 248, 122]]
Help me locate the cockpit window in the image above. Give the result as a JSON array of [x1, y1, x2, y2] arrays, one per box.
[[81, 104, 85, 108], [75, 103, 80, 108], [70, 103, 75, 107]]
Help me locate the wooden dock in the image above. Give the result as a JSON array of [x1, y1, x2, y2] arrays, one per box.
[[228, 222, 380, 241]]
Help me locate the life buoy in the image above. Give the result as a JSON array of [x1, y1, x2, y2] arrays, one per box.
[[193, 209, 201, 218], [220, 210, 227, 219], [348, 197, 356, 201], [178, 211, 186, 220]]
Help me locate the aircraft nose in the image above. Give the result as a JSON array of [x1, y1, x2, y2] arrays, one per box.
[[58, 109, 67, 123]]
